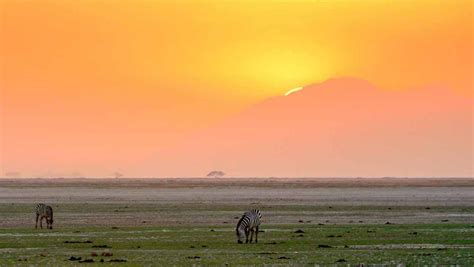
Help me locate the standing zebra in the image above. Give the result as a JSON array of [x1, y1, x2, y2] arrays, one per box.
[[35, 203, 54, 229], [236, 209, 262, 244]]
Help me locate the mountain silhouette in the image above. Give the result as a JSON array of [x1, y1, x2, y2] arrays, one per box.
[[149, 77, 472, 177]]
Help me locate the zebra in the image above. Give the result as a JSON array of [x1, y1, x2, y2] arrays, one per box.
[[236, 209, 262, 244], [35, 203, 54, 229]]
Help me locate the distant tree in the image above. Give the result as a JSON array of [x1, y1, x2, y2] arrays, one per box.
[[206, 171, 225, 178], [113, 172, 123, 179]]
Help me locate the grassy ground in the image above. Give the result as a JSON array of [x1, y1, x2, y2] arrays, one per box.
[[1, 223, 473, 266], [1, 178, 473, 265]]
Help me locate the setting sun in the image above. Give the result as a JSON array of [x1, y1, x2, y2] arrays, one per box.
[[284, 87, 304, 96]]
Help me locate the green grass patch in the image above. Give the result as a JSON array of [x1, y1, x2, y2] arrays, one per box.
[[1, 224, 473, 265]]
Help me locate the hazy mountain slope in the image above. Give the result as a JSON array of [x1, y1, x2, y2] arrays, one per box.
[[148, 78, 472, 177]]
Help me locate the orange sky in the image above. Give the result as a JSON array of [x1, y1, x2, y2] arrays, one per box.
[[1, 0, 472, 177]]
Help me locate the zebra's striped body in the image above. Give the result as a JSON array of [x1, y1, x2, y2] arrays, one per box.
[[236, 209, 262, 243], [35, 203, 54, 229]]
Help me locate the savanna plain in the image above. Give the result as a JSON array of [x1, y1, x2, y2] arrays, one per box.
[[0, 178, 473, 266]]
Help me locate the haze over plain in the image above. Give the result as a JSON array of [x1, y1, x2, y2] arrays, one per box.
[[1, 1, 472, 177]]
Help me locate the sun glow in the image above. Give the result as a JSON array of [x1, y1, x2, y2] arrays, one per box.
[[284, 87, 303, 96]]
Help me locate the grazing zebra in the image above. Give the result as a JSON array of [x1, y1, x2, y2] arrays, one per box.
[[35, 203, 54, 229], [236, 209, 262, 244]]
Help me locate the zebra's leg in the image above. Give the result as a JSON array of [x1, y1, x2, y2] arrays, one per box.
[[35, 214, 39, 229], [249, 229, 254, 243], [255, 226, 259, 243], [245, 228, 250, 243], [40, 216, 43, 229]]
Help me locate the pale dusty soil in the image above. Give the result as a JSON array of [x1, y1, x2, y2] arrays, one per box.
[[1, 177, 473, 188], [0, 178, 473, 227]]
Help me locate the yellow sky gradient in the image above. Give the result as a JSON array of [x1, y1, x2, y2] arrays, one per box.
[[1, 0, 472, 177]]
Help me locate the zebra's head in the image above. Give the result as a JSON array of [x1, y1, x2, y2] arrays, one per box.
[[236, 226, 245, 244], [236, 216, 247, 244]]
